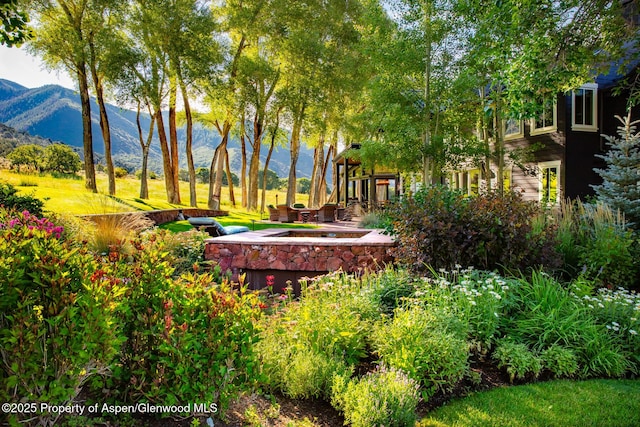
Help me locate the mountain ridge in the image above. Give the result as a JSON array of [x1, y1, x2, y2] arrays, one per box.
[[0, 78, 312, 178]]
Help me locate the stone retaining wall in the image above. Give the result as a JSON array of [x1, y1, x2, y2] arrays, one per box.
[[206, 241, 393, 274], [81, 208, 227, 226]]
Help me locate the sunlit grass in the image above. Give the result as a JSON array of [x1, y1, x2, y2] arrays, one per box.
[[419, 379, 640, 427], [0, 170, 294, 216]]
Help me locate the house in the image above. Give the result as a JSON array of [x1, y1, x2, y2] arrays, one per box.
[[449, 61, 640, 204], [333, 143, 401, 215]]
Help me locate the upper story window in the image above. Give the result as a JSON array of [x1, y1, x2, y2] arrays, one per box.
[[531, 97, 557, 135], [572, 83, 598, 132], [504, 118, 523, 140]]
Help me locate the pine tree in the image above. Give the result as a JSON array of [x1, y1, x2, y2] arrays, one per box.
[[592, 112, 640, 227]]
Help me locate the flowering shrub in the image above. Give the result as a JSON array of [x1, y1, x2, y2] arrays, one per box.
[[94, 238, 262, 414], [386, 186, 560, 273], [0, 209, 122, 426], [421, 267, 516, 351], [0, 209, 64, 238], [572, 283, 640, 374], [331, 365, 420, 427]]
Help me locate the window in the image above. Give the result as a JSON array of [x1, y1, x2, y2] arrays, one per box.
[[539, 161, 561, 205], [531, 97, 557, 135], [572, 83, 598, 132], [469, 169, 480, 196], [504, 118, 523, 140]]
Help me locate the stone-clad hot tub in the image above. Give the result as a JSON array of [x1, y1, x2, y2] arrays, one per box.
[[204, 228, 396, 292]]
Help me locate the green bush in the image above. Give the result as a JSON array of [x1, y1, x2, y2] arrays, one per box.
[[372, 305, 469, 398], [282, 349, 351, 399], [142, 228, 210, 276], [97, 240, 262, 414], [331, 365, 420, 427], [114, 166, 129, 178], [257, 272, 380, 399], [0, 210, 122, 426], [0, 181, 44, 216], [540, 345, 579, 378], [369, 268, 417, 315], [387, 186, 559, 273], [493, 340, 542, 383]]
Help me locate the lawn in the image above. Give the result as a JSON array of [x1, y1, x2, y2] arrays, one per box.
[[0, 169, 299, 217], [419, 379, 640, 427]]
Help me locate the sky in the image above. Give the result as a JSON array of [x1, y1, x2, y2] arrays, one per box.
[[0, 45, 75, 90]]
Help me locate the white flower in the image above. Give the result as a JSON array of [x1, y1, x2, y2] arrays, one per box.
[[469, 300, 477, 306], [606, 325, 612, 330], [630, 330, 638, 335], [598, 303, 605, 308]]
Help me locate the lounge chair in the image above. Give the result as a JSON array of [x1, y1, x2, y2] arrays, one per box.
[[188, 217, 249, 237]]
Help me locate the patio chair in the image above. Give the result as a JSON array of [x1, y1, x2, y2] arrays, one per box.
[[277, 205, 299, 223], [317, 204, 337, 222]]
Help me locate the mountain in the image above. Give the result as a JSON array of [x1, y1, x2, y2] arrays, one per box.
[[0, 79, 313, 178]]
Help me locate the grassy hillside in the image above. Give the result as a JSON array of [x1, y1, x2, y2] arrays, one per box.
[[0, 169, 297, 216]]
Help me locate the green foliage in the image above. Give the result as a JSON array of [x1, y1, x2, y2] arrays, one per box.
[[144, 228, 210, 276], [257, 272, 380, 398], [42, 144, 82, 174], [278, 349, 351, 399], [114, 166, 128, 178], [331, 365, 420, 427], [593, 114, 640, 228], [0, 209, 122, 426], [296, 177, 311, 194], [0, 181, 44, 216], [387, 186, 560, 273], [573, 284, 640, 374], [99, 239, 263, 413], [553, 199, 638, 287], [358, 210, 392, 229], [7, 144, 43, 171], [493, 340, 542, 383], [372, 305, 469, 398], [195, 166, 209, 184], [502, 272, 629, 378], [540, 345, 579, 378], [426, 268, 515, 352], [0, 0, 32, 46], [259, 169, 281, 190], [369, 268, 417, 315]]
